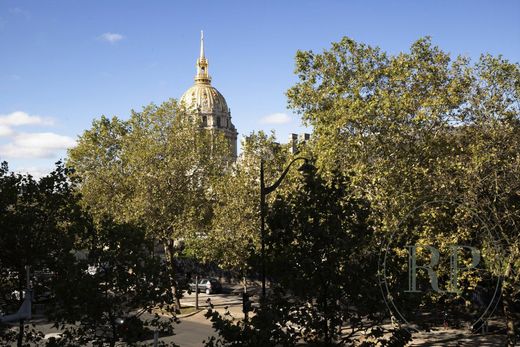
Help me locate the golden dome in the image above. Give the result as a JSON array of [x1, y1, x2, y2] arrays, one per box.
[[180, 31, 230, 115], [180, 83, 229, 114]]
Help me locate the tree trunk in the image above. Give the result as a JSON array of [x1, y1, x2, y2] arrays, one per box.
[[17, 320, 23, 347], [17, 269, 24, 347], [165, 240, 181, 313], [503, 261, 518, 347], [110, 320, 117, 347], [322, 285, 330, 345], [503, 290, 517, 347]]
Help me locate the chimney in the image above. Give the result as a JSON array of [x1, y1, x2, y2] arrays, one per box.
[[289, 133, 298, 154]]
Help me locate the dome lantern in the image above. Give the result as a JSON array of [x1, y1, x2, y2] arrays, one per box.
[[195, 31, 211, 84]]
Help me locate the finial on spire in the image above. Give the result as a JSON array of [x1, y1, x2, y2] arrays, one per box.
[[200, 30, 205, 59]]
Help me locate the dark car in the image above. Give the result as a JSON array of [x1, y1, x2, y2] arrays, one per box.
[[189, 278, 222, 294]]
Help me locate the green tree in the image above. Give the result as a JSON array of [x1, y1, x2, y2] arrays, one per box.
[[287, 36, 520, 343], [455, 54, 520, 343], [67, 99, 232, 310], [287, 36, 473, 226], [48, 219, 178, 347], [0, 162, 81, 346], [196, 131, 288, 288], [203, 169, 410, 346], [267, 169, 410, 345]]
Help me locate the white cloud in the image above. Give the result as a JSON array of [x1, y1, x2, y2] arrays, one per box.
[[99, 32, 124, 44], [0, 125, 13, 137], [0, 111, 54, 127], [0, 132, 76, 159], [260, 113, 292, 125], [14, 167, 53, 180]]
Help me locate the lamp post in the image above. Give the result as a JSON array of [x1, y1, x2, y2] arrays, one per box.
[[260, 157, 315, 298]]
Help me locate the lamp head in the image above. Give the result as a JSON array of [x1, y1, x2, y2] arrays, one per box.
[[297, 159, 316, 174]]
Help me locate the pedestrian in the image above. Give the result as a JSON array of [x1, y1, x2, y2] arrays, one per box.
[[206, 297, 213, 309]]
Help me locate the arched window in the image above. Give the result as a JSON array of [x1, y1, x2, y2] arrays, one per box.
[[217, 117, 221, 127], [202, 116, 207, 126]]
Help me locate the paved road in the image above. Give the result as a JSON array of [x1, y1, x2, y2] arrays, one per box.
[[166, 290, 247, 346], [145, 290, 246, 347], [18, 291, 245, 347], [182, 291, 244, 309], [156, 316, 215, 346], [29, 315, 216, 346]]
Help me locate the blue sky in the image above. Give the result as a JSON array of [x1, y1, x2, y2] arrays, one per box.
[[1, 0, 519, 176]]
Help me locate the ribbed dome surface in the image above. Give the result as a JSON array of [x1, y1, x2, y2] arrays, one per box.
[[180, 83, 229, 114]]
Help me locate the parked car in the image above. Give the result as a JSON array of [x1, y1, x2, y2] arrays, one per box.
[[188, 278, 222, 294]]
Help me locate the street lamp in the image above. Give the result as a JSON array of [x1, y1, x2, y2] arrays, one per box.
[[260, 157, 315, 298]]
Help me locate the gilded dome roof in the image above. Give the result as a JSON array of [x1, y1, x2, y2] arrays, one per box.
[[180, 31, 230, 115], [180, 83, 229, 114]]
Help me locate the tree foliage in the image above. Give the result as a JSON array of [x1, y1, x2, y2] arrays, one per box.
[[48, 219, 178, 347], [0, 162, 81, 346], [287, 36, 520, 343], [67, 99, 233, 310], [0, 162, 178, 346], [197, 131, 288, 273], [67, 99, 231, 244], [203, 169, 411, 346], [266, 169, 410, 345]]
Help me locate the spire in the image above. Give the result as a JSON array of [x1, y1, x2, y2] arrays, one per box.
[[200, 30, 205, 59], [195, 30, 211, 84]]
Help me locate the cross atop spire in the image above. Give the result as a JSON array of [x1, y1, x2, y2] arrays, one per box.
[[195, 30, 211, 84]]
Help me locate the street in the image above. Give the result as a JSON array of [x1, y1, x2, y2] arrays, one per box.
[[18, 285, 250, 346]]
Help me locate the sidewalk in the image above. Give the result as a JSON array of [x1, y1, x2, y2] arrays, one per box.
[[409, 328, 507, 346]]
